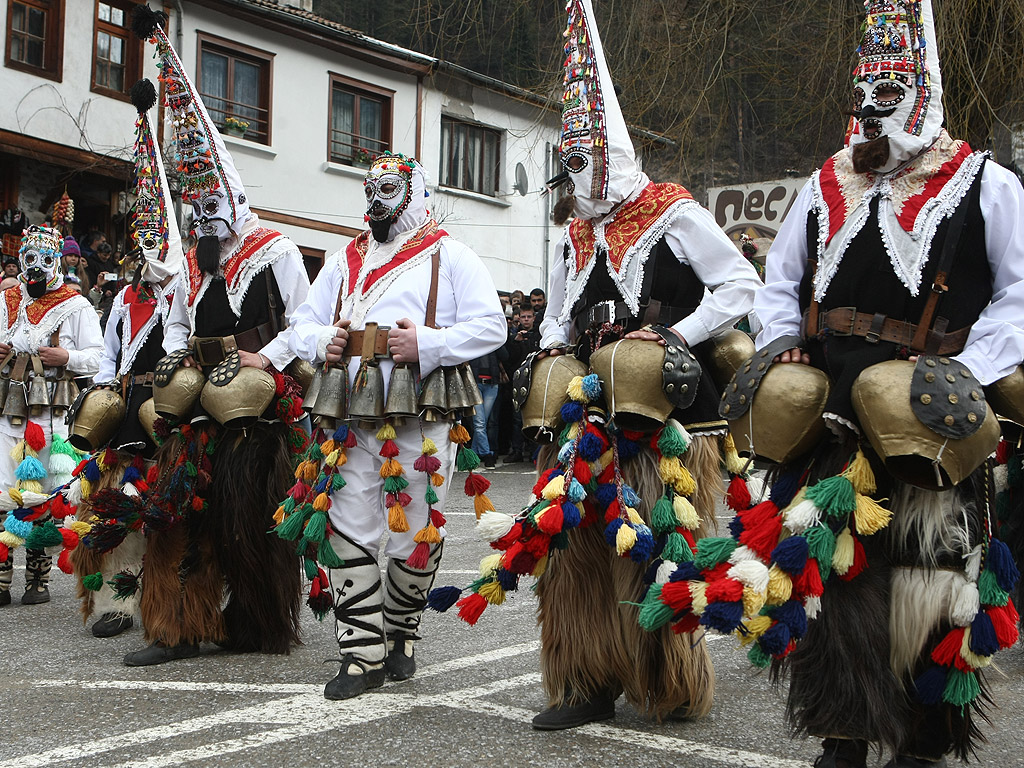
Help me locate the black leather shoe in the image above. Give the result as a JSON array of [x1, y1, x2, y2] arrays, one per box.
[[0, 590, 10, 607], [532, 694, 617, 730], [385, 633, 416, 681], [505, 452, 523, 463], [883, 757, 947, 768], [814, 738, 868, 768], [92, 612, 134, 638], [324, 656, 386, 700], [123, 642, 200, 667], [21, 580, 49, 605]]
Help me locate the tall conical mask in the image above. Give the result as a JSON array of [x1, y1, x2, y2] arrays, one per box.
[[847, 0, 943, 173], [556, 0, 643, 220], [131, 5, 252, 243], [129, 78, 184, 283]]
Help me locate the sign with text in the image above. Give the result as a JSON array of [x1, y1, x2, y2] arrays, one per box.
[[707, 177, 807, 241]]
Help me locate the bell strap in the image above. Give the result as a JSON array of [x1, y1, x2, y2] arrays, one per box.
[[190, 321, 276, 365], [346, 328, 390, 358], [424, 251, 441, 330]]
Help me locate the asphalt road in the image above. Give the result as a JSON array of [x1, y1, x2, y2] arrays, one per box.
[[2, 463, 1023, 767]]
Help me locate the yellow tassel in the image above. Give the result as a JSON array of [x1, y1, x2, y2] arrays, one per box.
[[781, 487, 806, 515], [319, 439, 337, 455], [302, 461, 319, 483], [541, 475, 566, 500], [79, 478, 92, 499], [0, 530, 24, 547], [272, 505, 286, 525], [566, 422, 582, 441], [431, 472, 445, 487], [659, 456, 682, 483], [473, 494, 495, 519], [21, 480, 42, 495], [479, 553, 502, 577], [842, 449, 877, 495], [379, 458, 404, 478], [595, 449, 613, 472], [689, 581, 708, 615], [532, 554, 548, 578], [8, 488, 23, 506], [832, 527, 855, 575], [766, 565, 793, 605], [959, 628, 992, 669], [388, 504, 409, 533], [376, 424, 396, 441], [615, 522, 637, 555], [448, 424, 470, 444], [336, 451, 348, 468], [413, 523, 443, 544], [313, 493, 331, 512], [742, 586, 766, 617], [478, 580, 506, 606], [626, 506, 643, 525], [8, 440, 24, 463], [853, 493, 892, 535], [566, 375, 585, 402], [673, 465, 697, 497], [673, 495, 700, 530], [421, 437, 438, 456], [324, 450, 341, 467], [723, 433, 748, 476], [68, 520, 92, 537], [739, 614, 773, 645]]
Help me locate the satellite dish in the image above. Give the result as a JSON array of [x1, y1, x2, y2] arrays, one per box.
[[513, 163, 529, 196]]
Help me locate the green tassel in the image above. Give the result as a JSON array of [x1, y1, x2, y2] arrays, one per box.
[[557, 424, 572, 445], [425, 485, 439, 505], [550, 530, 569, 550], [24, 520, 63, 550], [302, 510, 327, 545], [804, 525, 836, 579], [185, 461, 197, 478], [650, 496, 677, 535], [942, 667, 981, 707], [662, 531, 688, 563], [82, 572, 104, 592], [694, 536, 737, 571], [456, 447, 481, 472], [318, 538, 344, 568], [638, 583, 674, 631], [805, 475, 855, 518], [281, 496, 296, 514], [304, 557, 319, 581], [331, 473, 346, 491], [276, 505, 311, 541], [657, 425, 689, 458], [308, 443, 324, 461], [383, 476, 409, 493], [49, 433, 80, 458], [979, 568, 1010, 606], [748, 643, 771, 669]]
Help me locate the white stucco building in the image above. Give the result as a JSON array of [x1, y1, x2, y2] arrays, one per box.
[[0, 0, 562, 291]]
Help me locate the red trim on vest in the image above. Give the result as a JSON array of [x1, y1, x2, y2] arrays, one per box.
[[344, 221, 448, 297], [185, 227, 283, 307], [6, 284, 79, 329]]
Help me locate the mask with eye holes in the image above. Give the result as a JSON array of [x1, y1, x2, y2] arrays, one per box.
[[363, 153, 428, 243], [18, 225, 65, 298], [847, 0, 944, 174]]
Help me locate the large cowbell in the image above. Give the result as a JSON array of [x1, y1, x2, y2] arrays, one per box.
[[419, 368, 448, 422], [2, 381, 28, 424], [384, 363, 419, 421], [349, 362, 385, 424], [308, 364, 348, 426]]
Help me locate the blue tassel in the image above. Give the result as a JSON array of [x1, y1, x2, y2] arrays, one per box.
[[557, 441, 574, 465], [4, 516, 33, 538], [987, 538, 1020, 593], [700, 600, 744, 633], [595, 483, 617, 508], [332, 425, 349, 443], [561, 501, 581, 528], [567, 478, 586, 503], [427, 585, 462, 612], [728, 516, 744, 538], [617, 436, 640, 460], [495, 568, 518, 591], [630, 524, 656, 563], [121, 465, 142, 485], [578, 432, 603, 461], [771, 535, 809, 575], [15, 456, 46, 481], [622, 485, 640, 508], [560, 401, 584, 424], [581, 373, 601, 400], [643, 559, 662, 585], [670, 561, 701, 582], [604, 517, 624, 547], [769, 472, 801, 508], [914, 665, 947, 705], [758, 621, 791, 656], [83, 459, 101, 482], [313, 476, 329, 494], [770, 600, 808, 639], [970, 611, 1000, 656]]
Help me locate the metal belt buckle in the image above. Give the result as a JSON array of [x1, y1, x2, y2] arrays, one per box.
[[828, 307, 857, 337], [590, 300, 614, 326], [864, 313, 887, 344]]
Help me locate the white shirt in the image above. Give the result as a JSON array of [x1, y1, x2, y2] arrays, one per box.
[[3, 288, 102, 377], [289, 237, 507, 392], [97, 279, 178, 383], [539, 203, 761, 348], [755, 162, 1024, 385]]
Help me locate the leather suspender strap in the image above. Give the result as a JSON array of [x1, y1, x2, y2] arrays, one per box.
[[804, 260, 820, 338], [910, 166, 983, 353], [424, 250, 441, 330], [332, 275, 346, 324], [265, 268, 280, 336]]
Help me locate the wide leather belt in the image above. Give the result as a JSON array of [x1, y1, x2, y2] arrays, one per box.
[[805, 307, 970, 355], [346, 328, 390, 359], [573, 299, 693, 334], [128, 372, 155, 386], [190, 322, 275, 366]]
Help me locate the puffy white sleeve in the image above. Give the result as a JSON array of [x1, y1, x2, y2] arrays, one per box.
[[952, 163, 1024, 385], [416, 241, 508, 376], [95, 291, 125, 383], [258, 241, 311, 371], [163, 269, 192, 354], [539, 231, 571, 348], [61, 302, 103, 377], [663, 204, 762, 345], [288, 250, 344, 365], [754, 181, 814, 349]]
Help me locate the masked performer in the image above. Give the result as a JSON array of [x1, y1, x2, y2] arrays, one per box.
[[280, 152, 505, 700], [429, 0, 760, 731], [641, 2, 1024, 766], [69, 79, 183, 639], [122, 6, 310, 666], [0, 225, 102, 606]]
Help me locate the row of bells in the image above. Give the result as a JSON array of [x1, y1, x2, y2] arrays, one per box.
[[0, 375, 79, 425], [303, 361, 482, 426]]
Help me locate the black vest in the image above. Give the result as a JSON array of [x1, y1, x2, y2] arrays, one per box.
[[193, 269, 283, 339]]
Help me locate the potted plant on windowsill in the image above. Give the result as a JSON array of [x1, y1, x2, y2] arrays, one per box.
[[223, 116, 250, 138], [351, 147, 378, 168]]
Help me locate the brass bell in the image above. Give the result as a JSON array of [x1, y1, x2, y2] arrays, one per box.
[[52, 378, 77, 411], [384, 364, 419, 421], [0, 377, 10, 412], [3, 382, 28, 424], [348, 362, 385, 425], [27, 375, 50, 415], [419, 368, 447, 421], [446, 365, 471, 412], [310, 365, 348, 425], [459, 363, 483, 407], [302, 365, 325, 415]]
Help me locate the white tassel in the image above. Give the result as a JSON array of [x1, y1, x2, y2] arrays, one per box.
[[656, 559, 678, 584], [478, 553, 502, 577], [475, 510, 515, 542], [964, 544, 983, 582], [804, 595, 822, 620], [19, 490, 49, 508], [0, 491, 16, 512], [65, 478, 83, 506], [728, 544, 761, 565], [728, 559, 770, 593], [122, 482, 140, 498], [783, 498, 821, 533], [950, 581, 980, 627]]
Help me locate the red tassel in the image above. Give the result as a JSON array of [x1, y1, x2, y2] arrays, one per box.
[[532, 469, 559, 497], [24, 421, 45, 452], [524, 532, 552, 558], [491, 521, 522, 551], [379, 439, 400, 458], [988, 602, 1020, 649], [72, 458, 89, 477], [603, 498, 622, 524], [456, 592, 488, 625], [705, 577, 744, 602], [930, 628, 965, 666], [288, 481, 309, 501], [57, 548, 73, 574], [59, 528, 79, 549], [536, 504, 564, 535], [680, 528, 697, 552], [793, 558, 824, 598], [661, 580, 695, 612], [0, 542, 7, 562], [738, 511, 783, 561], [430, 509, 446, 528], [103, 448, 118, 466], [726, 474, 751, 512], [703, 562, 732, 582], [48, 494, 73, 520], [146, 465, 160, 484], [344, 430, 357, 448], [573, 459, 592, 485], [191, 495, 204, 511], [996, 439, 1011, 465], [672, 612, 701, 634], [406, 541, 431, 569], [597, 462, 615, 484], [309, 574, 322, 599], [465, 473, 491, 496], [839, 535, 868, 581]]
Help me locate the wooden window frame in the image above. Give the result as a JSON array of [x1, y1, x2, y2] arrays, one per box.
[[5, 0, 64, 81], [298, 245, 326, 282], [196, 31, 274, 146], [327, 73, 393, 166], [90, 0, 143, 101], [440, 116, 502, 197]]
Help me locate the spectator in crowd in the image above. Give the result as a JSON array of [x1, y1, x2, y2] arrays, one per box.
[[510, 289, 525, 311], [2, 255, 19, 278], [504, 304, 541, 462], [80, 231, 105, 265], [85, 240, 115, 287], [529, 287, 546, 322], [61, 236, 91, 295], [469, 340, 509, 469]]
